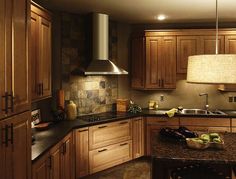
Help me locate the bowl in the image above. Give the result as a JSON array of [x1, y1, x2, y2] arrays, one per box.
[[186, 138, 209, 149]]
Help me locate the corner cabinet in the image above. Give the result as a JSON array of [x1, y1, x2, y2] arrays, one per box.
[[131, 33, 176, 90], [0, 0, 30, 119], [32, 132, 74, 179], [31, 2, 52, 101]]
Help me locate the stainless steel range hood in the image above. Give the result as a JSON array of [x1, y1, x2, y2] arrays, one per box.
[[72, 13, 128, 75]]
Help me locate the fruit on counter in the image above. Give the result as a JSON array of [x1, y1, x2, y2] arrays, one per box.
[[209, 133, 220, 139], [160, 127, 186, 141], [212, 137, 222, 143], [200, 134, 210, 142], [188, 138, 205, 144], [177, 126, 198, 138]]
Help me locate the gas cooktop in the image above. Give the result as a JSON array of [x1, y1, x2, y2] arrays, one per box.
[[78, 112, 128, 123]]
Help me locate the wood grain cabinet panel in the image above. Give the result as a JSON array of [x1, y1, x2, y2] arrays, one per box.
[[132, 117, 144, 159], [131, 35, 176, 90], [31, 3, 52, 101], [89, 119, 132, 150], [200, 35, 224, 54], [32, 152, 50, 179], [0, 0, 30, 118], [177, 36, 201, 73], [75, 127, 89, 178], [89, 140, 132, 174], [1, 112, 31, 179]]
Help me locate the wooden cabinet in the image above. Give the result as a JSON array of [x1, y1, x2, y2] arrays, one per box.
[[177, 36, 201, 73], [32, 132, 74, 179], [177, 35, 224, 74], [32, 152, 50, 179], [31, 2, 52, 101], [179, 117, 231, 132], [146, 117, 179, 155], [89, 140, 132, 174], [132, 117, 144, 159], [89, 119, 132, 150], [89, 119, 132, 173], [131, 37, 145, 89], [75, 127, 89, 178], [0, 111, 31, 179], [0, 0, 30, 119], [131, 34, 176, 89]]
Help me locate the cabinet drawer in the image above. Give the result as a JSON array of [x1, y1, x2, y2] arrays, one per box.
[[89, 119, 132, 150], [89, 140, 132, 174], [184, 126, 230, 133], [146, 117, 179, 126], [180, 118, 230, 127]]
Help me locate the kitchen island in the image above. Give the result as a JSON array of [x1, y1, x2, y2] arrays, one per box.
[[151, 132, 236, 178]]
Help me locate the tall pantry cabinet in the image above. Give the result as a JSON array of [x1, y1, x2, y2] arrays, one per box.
[[0, 0, 31, 178]]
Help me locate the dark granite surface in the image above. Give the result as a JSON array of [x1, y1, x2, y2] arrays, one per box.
[[32, 109, 236, 163], [32, 112, 139, 162], [151, 132, 236, 165]]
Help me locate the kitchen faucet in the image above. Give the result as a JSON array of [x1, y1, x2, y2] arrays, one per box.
[[199, 93, 209, 111]]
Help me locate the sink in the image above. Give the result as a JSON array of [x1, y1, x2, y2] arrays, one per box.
[[179, 109, 227, 116]]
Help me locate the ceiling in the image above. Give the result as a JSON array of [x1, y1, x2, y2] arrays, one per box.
[[38, 0, 236, 23]]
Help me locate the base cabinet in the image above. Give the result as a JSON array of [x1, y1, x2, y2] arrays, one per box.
[[75, 127, 89, 178], [32, 132, 74, 179], [132, 117, 144, 159], [89, 140, 132, 174]]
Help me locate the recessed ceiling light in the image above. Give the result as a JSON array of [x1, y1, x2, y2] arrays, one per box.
[[156, 14, 166, 21]]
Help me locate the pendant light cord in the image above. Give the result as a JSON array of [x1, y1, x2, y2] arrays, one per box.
[[216, 0, 218, 54]]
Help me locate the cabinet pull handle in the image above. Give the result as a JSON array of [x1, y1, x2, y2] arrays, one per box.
[[120, 143, 128, 146], [98, 125, 107, 129], [48, 156, 52, 169], [98, 149, 107, 153], [9, 92, 14, 112], [41, 83, 44, 95], [3, 125, 8, 147], [161, 79, 164, 87], [119, 121, 128, 125], [10, 123, 13, 144], [2, 92, 8, 114]]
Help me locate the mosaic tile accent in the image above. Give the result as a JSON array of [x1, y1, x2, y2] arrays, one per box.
[[61, 12, 118, 115]]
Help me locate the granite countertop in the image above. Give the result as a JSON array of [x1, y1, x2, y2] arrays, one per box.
[[32, 109, 236, 163], [32, 112, 139, 162], [151, 132, 236, 165]]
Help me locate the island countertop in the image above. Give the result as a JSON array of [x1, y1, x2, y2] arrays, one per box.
[[151, 132, 236, 165]]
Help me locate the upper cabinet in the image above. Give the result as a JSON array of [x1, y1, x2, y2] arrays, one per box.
[[131, 32, 176, 90], [131, 29, 236, 90], [0, 0, 30, 119], [31, 2, 52, 102]]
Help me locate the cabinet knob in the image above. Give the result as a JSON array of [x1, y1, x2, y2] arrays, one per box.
[[2, 92, 8, 114], [98, 149, 107, 153]]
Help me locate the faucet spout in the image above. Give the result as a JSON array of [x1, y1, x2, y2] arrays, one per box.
[[199, 93, 209, 110]]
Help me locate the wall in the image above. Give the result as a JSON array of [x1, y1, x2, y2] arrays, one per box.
[[117, 23, 236, 110], [61, 12, 118, 115]]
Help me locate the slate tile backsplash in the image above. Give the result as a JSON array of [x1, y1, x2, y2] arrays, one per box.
[[61, 12, 118, 115]]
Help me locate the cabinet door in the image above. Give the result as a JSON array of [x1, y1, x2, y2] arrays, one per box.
[[145, 37, 162, 89], [61, 133, 74, 179], [89, 119, 132, 150], [162, 36, 176, 89], [4, 111, 31, 179], [132, 117, 144, 159], [200, 35, 224, 54], [9, 0, 30, 115], [39, 16, 51, 99], [177, 36, 201, 73], [89, 140, 132, 174], [0, 0, 6, 119], [75, 128, 89, 178], [225, 35, 236, 53], [32, 152, 50, 179], [31, 11, 40, 101], [131, 37, 145, 89], [50, 143, 61, 179]]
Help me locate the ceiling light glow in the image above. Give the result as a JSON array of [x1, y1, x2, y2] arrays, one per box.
[[156, 14, 166, 21]]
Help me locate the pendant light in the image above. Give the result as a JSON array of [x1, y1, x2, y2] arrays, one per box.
[[186, 0, 236, 84]]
